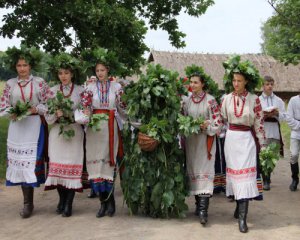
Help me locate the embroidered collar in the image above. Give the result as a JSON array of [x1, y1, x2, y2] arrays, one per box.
[[192, 91, 206, 99], [17, 75, 33, 83], [232, 90, 248, 102], [262, 92, 274, 99]]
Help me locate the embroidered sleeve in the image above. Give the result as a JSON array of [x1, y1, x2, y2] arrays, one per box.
[[0, 83, 12, 117], [253, 96, 266, 147], [206, 98, 223, 136], [116, 88, 128, 122], [36, 80, 54, 115], [220, 95, 228, 122]]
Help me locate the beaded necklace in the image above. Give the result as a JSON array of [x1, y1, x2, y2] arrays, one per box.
[[191, 91, 206, 104], [96, 79, 110, 107], [60, 83, 74, 98], [233, 91, 248, 118], [18, 81, 33, 103]]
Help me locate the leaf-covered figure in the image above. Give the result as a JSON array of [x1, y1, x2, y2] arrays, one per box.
[[88, 113, 109, 132], [259, 143, 280, 176], [8, 100, 31, 121], [121, 64, 188, 218], [47, 91, 75, 140], [177, 114, 205, 137]]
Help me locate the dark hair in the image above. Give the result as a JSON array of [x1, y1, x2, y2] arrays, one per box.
[[190, 73, 205, 85], [263, 75, 274, 83]]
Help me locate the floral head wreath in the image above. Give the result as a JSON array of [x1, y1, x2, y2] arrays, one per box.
[[223, 55, 263, 93], [185, 64, 221, 103], [81, 47, 124, 77], [49, 53, 83, 84], [3, 45, 46, 73]]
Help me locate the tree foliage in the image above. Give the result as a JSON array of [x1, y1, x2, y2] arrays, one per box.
[[0, 0, 214, 74], [262, 0, 300, 64]]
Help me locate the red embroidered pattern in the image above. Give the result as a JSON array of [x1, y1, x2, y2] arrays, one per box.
[[48, 162, 82, 179], [226, 166, 256, 175]]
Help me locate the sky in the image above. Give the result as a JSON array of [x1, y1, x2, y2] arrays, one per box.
[[0, 0, 274, 54]]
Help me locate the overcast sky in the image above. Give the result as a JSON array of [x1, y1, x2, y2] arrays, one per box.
[[0, 0, 274, 54]]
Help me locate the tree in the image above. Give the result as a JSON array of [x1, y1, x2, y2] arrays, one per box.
[[262, 0, 300, 64], [0, 0, 214, 74]]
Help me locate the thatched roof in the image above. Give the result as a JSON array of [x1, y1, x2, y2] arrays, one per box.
[[148, 50, 300, 92]]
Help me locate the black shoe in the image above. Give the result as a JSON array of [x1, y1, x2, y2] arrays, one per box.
[[290, 163, 299, 191], [289, 179, 299, 191], [62, 190, 75, 217], [87, 188, 97, 198], [238, 200, 249, 233], [96, 192, 108, 218], [234, 201, 238, 219], [107, 193, 116, 217], [194, 195, 200, 216], [56, 188, 67, 214], [198, 197, 209, 225], [20, 186, 34, 219]]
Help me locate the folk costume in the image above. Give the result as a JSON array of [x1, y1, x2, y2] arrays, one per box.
[[259, 91, 285, 190], [0, 46, 51, 218], [182, 66, 222, 225], [221, 55, 266, 233], [76, 47, 125, 218], [45, 83, 84, 216], [287, 95, 300, 191]]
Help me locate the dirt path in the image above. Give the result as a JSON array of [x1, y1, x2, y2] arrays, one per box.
[[0, 152, 299, 240]]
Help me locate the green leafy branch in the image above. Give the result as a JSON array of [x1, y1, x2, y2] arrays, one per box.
[[8, 100, 31, 121], [259, 143, 280, 176], [88, 113, 109, 132], [177, 114, 205, 137]]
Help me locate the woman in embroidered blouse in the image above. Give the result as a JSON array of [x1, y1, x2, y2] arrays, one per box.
[[76, 50, 125, 218], [44, 54, 84, 217], [182, 71, 222, 225], [0, 46, 51, 218], [221, 56, 266, 233]]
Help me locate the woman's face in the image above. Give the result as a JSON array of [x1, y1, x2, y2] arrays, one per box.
[[58, 68, 73, 86], [190, 76, 204, 93], [16, 59, 31, 79], [95, 64, 109, 81], [233, 73, 247, 93]]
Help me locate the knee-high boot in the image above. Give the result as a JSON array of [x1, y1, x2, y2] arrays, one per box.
[[106, 191, 116, 217], [199, 197, 209, 225], [194, 195, 200, 216], [96, 192, 108, 218], [62, 189, 75, 217], [20, 186, 34, 218], [238, 200, 249, 233], [262, 173, 271, 191], [289, 163, 299, 191], [233, 200, 239, 219], [56, 187, 67, 214]]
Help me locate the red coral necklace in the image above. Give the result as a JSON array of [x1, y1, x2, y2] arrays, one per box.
[[60, 83, 74, 98], [192, 91, 206, 104], [18, 81, 33, 102], [233, 91, 247, 118]]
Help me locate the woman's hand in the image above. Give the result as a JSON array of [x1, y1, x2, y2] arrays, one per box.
[[83, 108, 91, 117], [56, 109, 63, 118], [10, 113, 17, 121], [29, 106, 38, 114], [200, 120, 210, 130]]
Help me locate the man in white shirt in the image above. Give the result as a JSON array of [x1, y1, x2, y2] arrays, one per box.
[[287, 94, 300, 191], [259, 76, 285, 190]]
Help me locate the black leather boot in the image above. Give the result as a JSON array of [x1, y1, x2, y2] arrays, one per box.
[[20, 186, 34, 218], [289, 163, 299, 191], [199, 197, 209, 225], [238, 200, 249, 233], [194, 195, 200, 216], [87, 188, 97, 198], [62, 190, 75, 217], [56, 187, 67, 214], [234, 200, 239, 219], [106, 192, 116, 217], [96, 192, 108, 218], [262, 173, 271, 191]]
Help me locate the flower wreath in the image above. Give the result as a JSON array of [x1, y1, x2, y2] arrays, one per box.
[[184, 64, 221, 103], [3, 45, 46, 73], [223, 55, 263, 93], [81, 47, 124, 77], [49, 53, 83, 84]]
